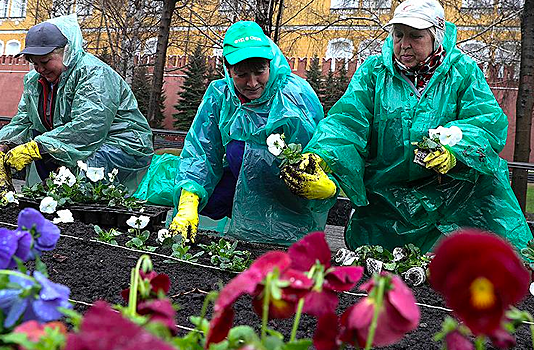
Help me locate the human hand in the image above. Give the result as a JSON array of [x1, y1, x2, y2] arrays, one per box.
[[4, 141, 42, 171], [168, 189, 200, 242], [281, 153, 336, 200], [423, 146, 456, 174]]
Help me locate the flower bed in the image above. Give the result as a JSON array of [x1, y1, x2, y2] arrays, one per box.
[[1, 204, 534, 349]]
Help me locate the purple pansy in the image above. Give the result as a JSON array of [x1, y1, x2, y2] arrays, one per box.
[[0, 271, 71, 328], [17, 208, 60, 254], [0, 228, 32, 269]]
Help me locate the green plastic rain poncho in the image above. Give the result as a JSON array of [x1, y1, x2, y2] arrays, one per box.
[[0, 15, 153, 191], [173, 40, 333, 245], [305, 22, 532, 252]]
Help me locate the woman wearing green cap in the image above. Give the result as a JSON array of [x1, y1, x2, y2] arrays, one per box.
[[0, 14, 153, 192], [282, 0, 532, 252], [166, 21, 333, 244]]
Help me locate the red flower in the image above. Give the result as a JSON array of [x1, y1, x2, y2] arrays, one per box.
[[138, 298, 177, 335], [289, 231, 363, 318], [339, 273, 420, 348], [121, 270, 170, 302], [489, 325, 516, 349], [429, 229, 529, 335], [206, 251, 312, 346], [65, 301, 175, 350], [445, 330, 474, 350], [14, 320, 66, 349]]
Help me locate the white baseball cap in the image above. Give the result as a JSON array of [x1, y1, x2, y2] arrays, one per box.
[[386, 0, 445, 31]]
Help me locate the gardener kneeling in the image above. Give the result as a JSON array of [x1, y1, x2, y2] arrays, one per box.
[[0, 15, 153, 193], [166, 21, 334, 245]]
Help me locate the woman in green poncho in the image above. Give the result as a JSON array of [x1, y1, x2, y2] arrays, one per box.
[[282, 0, 532, 252], [163, 21, 334, 245], [0, 15, 153, 192]]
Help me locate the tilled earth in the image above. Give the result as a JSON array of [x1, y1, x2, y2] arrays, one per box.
[[1, 204, 533, 349]]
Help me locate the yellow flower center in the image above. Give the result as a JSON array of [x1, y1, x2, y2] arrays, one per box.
[[470, 277, 496, 310]]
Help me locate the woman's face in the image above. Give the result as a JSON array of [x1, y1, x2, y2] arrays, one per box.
[[229, 63, 270, 100], [28, 50, 66, 83], [393, 24, 434, 69]]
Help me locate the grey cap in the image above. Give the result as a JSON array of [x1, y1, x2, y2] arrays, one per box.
[[16, 22, 67, 57]]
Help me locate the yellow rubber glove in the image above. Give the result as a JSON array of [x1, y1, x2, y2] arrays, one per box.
[[0, 152, 14, 194], [4, 141, 42, 171], [169, 189, 200, 242], [423, 146, 456, 174], [281, 153, 337, 200]]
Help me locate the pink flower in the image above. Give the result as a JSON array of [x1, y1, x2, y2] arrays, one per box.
[[429, 229, 529, 336], [339, 273, 420, 348], [137, 298, 177, 335], [489, 325, 516, 349], [206, 251, 312, 346]]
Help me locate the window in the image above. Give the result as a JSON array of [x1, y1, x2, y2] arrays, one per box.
[[459, 40, 490, 72], [219, 0, 254, 12], [462, 0, 493, 9], [330, 0, 357, 9], [500, 0, 524, 10], [76, 0, 92, 16], [326, 38, 354, 69], [361, 0, 391, 9], [5, 39, 20, 55], [0, 41, 4, 55], [494, 41, 520, 79], [10, 0, 25, 18], [357, 39, 382, 65], [213, 48, 223, 57], [52, 0, 74, 17], [144, 37, 158, 55], [0, 0, 9, 17]]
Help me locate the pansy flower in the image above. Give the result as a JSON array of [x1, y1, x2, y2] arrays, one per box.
[[206, 251, 312, 346], [39, 197, 57, 214], [65, 301, 176, 350], [137, 298, 177, 335], [121, 270, 170, 302], [429, 229, 529, 336], [339, 273, 420, 348], [17, 208, 60, 255], [14, 320, 67, 342], [86, 167, 105, 182], [0, 228, 31, 269]]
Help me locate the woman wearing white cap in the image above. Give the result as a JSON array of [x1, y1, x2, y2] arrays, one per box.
[[282, 0, 532, 252]]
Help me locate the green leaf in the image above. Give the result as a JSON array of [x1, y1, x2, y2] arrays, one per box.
[[281, 339, 313, 350]]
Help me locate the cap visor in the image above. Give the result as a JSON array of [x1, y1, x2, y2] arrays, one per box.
[[225, 47, 274, 66], [386, 17, 433, 30], [15, 46, 57, 57]]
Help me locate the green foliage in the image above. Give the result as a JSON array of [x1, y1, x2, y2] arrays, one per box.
[[306, 55, 322, 96], [162, 235, 204, 263], [320, 68, 338, 115], [132, 66, 167, 128], [205, 57, 224, 86], [94, 225, 122, 245], [199, 238, 252, 272], [125, 228, 157, 252], [335, 60, 350, 98], [173, 44, 208, 131]]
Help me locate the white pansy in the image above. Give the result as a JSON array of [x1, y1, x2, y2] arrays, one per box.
[[428, 126, 446, 140], [39, 196, 58, 214], [53, 209, 74, 224], [54, 166, 76, 187], [439, 125, 463, 146], [77, 160, 88, 172], [126, 215, 150, 229], [108, 168, 119, 182], [86, 167, 105, 182], [266, 133, 286, 156], [157, 228, 171, 243], [4, 191, 18, 204], [530, 282, 534, 296]]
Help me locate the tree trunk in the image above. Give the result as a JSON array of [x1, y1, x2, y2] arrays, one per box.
[[511, 1, 534, 213], [147, 0, 176, 123]]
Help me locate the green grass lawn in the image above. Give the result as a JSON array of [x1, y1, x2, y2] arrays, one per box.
[[527, 183, 534, 215]]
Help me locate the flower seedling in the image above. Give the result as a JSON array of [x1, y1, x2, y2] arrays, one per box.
[[266, 133, 304, 168], [412, 125, 462, 166], [125, 215, 157, 252], [162, 235, 204, 263], [199, 238, 251, 272], [93, 225, 122, 245], [0, 191, 19, 207]]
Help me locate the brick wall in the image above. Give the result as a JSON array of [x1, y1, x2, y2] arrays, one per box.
[[0, 55, 527, 162]]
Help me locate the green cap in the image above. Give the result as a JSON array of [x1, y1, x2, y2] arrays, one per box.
[[223, 21, 274, 66]]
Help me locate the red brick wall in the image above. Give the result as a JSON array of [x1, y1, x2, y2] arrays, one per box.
[[0, 55, 529, 162]]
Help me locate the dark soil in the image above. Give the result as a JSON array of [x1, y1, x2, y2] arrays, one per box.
[[1, 204, 534, 349]]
